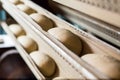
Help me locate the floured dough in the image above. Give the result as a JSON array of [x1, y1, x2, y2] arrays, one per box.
[[81, 53, 120, 79], [30, 13, 54, 31], [30, 51, 56, 77], [17, 36, 38, 53], [9, 24, 26, 37], [48, 28, 82, 55]]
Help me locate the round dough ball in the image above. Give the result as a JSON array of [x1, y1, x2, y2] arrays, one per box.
[[48, 28, 82, 55], [9, 0, 23, 5], [17, 36, 38, 53], [9, 24, 26, 37], [17, 4, 36, 15], [81, 53, 120, 79], [30, 13, 54, 31], [30, 51, 56, 77]]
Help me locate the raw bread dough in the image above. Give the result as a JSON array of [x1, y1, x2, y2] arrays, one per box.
[[9, 24, 26, 37], [17, 36, 38, 53], [30, 13, 54, 31], [48, 28, 82, 55], [17, 4, 36, 15], [30, 51, 56, 77], [81, 53, 120, 79]]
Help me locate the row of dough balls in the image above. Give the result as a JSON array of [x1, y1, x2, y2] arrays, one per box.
[[8, 23, 56, 77], [9, 0, 54, 31], [9, 0, 82, 78], [9, 24, 38, 53], [9, 0, 83, 55], [8, 23, 78, 79], [9, 0, 36, 15], [16, 2, 120, 79], [9, 0, 120, 79], [8, 23, 82, 79], [11, 19, 120, 79]]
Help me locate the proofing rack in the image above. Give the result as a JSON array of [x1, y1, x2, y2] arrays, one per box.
[[0, 0, 120, 79], [50, 0, 120, 48]]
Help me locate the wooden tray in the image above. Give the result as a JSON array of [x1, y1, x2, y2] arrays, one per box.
[[1, 0, 120, 79]]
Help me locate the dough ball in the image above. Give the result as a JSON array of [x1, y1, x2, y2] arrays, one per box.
[[48, 28, 82, 55], [17, 36, 38, 53], [81, 53, 120, 79], [30, 51, 56, 77], [9, 24, 26, 37], [9, 0, 23, 5], [30, 13, 54, 31], [17, 4, 36, 15]]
